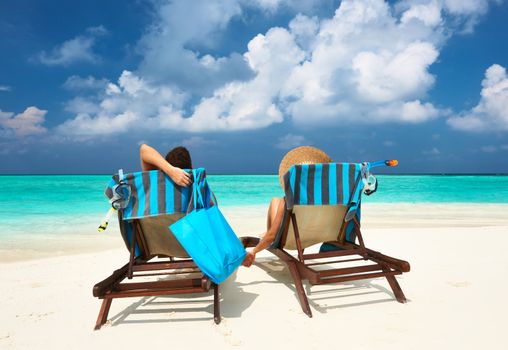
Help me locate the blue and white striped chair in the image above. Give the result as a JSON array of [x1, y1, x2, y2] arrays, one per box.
[[268, 161, 410, 317], [93, 168, 221, 329]]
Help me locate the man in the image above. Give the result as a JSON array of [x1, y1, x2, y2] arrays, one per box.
[[139, 143, 192, 187]]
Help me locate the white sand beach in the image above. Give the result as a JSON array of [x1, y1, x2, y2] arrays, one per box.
[[1, 203, 508, 349]]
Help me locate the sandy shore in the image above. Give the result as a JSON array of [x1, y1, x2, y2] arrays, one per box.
[[1, 203, 508, 349]]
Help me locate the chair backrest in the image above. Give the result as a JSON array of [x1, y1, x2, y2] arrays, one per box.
[[105, 168, 210, 258], [284, 205, 347, 250], [277, 163, 365, 250]]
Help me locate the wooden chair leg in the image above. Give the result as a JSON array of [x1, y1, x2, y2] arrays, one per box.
[[385, 275, 407, 303], [94, 298, 112, 330], [287, 262, 312, 317], [213, 283, 221, 324]]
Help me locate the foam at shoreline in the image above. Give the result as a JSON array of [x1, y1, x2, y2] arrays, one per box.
[[1, 202, 507, 262]]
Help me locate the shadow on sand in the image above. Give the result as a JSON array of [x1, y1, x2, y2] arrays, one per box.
[[252, 256, 410, 315], [107, 254, 409, 326], [107, 268, 258, 327]]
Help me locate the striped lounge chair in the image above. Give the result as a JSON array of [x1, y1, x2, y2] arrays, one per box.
[[93, 168, 221, 330], [259, 161, 410, 317]]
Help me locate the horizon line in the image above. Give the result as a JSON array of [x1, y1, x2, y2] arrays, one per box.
[[1, 172, 508, 176]]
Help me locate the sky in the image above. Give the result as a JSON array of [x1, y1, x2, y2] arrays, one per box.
[[1, 0, 508, 175]]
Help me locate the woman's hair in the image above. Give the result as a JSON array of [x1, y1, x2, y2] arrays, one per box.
[[165, 146, 192, 169]]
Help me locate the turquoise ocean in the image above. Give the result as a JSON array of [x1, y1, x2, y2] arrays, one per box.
[[0, 175, 507, 242]]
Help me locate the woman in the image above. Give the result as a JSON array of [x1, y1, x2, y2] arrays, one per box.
[[140, 143, 192, 187], [242, 146, 332, 267]]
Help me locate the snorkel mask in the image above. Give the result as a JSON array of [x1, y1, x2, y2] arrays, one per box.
[[98, 169, 132, 232], [361, 163, 378, 196], [110, 181, 132, 210]]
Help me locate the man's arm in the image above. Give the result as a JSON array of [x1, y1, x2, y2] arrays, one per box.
[[139, 144, 191, 186]]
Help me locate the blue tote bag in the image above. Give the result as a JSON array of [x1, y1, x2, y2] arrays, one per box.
[[169, 170, 246, 284]]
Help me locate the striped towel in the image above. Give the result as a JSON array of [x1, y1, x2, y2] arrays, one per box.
[[282, 163, 365, 212], [105, 168, 210, 220]]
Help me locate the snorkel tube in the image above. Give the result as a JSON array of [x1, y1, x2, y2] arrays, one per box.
[[368, 159, 398, 169]]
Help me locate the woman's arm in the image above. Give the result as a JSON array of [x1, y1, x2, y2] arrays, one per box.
[[242, 198, 285, 267], [139, 144, 191, 186]]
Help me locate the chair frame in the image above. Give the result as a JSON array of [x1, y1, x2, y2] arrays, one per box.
[[268, 205, 410, 317], [93, 219, 220, 330]]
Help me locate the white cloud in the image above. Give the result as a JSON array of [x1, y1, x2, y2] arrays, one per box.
[[448, 64, 508, 132], [442, 0, 490, 32], [136, 0, 251, 96], [64, 97, 102, 115], [443, 0, 490, 14], [57, 71, 186, 136], [398, 0, 494, 33], [0, 85, 11, 92], [280, 0, 447, 125], [56, 0, 498, 137], [376, 100, 441, 123], [289, 14, 319, 52], [401, 0, 442, 27], [276, 133, 308, 149], [242, 0, 330, 14], [63, 75, 108, 91], [246, 0, 285, 11], [58, 27, 301, 135], [36, 26, 107, 66], [352, 42, 438, 103], [0, 107, 47, 137]]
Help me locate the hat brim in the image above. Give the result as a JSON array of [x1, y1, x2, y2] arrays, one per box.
[[278, 146, 332, 188]]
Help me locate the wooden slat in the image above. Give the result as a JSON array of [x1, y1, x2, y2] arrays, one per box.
[[302, 247, 365, 260], [105, 287, 207, 299], [131, 260, 196, 272], [343, 242, 410, 272], [305, 257, 365, 266], [133, 269, 201, 278], [116, 278, 203, 292], [316, 271, 400, 285], [316, 264, 382, 278]]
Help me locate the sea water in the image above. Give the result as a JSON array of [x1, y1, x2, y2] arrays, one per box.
[[0, 174, 507, 242]]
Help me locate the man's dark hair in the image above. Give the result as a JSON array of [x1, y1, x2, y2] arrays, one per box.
[[165, 146, 192, 169]]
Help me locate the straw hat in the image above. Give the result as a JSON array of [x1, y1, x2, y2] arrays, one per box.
[[278, 146, 332, 188]]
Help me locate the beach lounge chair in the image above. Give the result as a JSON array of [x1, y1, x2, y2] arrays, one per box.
[[248, 161, 410, 317], [93, 169, 220, 330]]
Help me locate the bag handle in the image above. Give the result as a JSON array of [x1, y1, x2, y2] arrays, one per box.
[[192, 169, 207, 209], [188, 169, 216, 212]]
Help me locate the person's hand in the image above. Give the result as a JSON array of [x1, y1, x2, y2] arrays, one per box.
[[168, 166, 191, 187], [242, 250, 256, 267]]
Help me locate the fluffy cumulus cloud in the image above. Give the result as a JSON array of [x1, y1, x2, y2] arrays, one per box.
[[136, 0, 252, 96], [280, 0, 447, 125], [0, 107, 48, 137], [57, 0, 498, 137], [36, 26, 107, 66], [57, 28, 299, 136], [448, 64, 508, 132]]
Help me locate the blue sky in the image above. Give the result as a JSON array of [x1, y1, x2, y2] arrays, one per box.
[[1, 0, 508, 174]]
